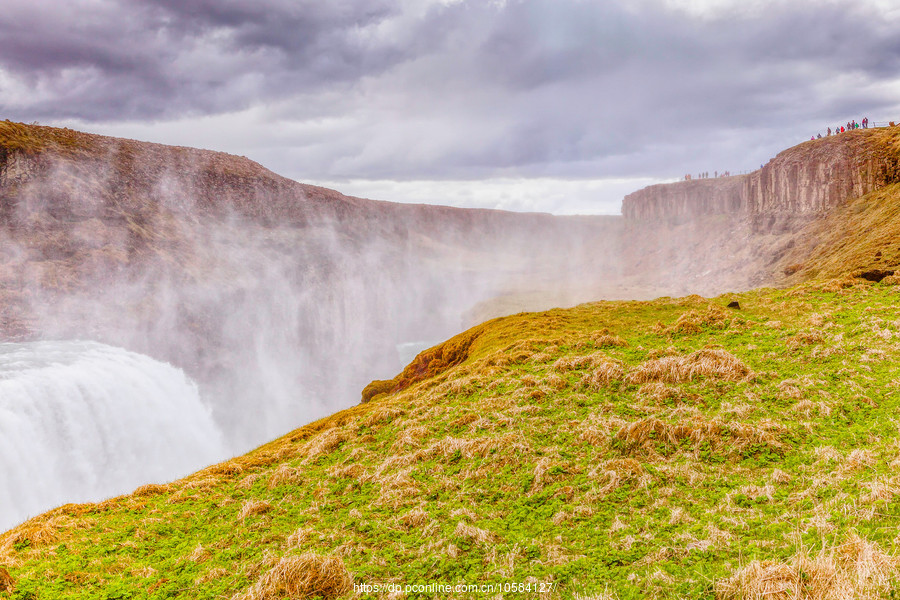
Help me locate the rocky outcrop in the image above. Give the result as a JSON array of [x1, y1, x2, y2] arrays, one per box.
[[744, 131, 898, 215], [622, 129, 900, 225]]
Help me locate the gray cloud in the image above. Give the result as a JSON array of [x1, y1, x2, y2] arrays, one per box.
[[2, 0, 899, 188]]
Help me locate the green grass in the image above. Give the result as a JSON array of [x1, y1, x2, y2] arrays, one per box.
[[5, 277, 900, 598]]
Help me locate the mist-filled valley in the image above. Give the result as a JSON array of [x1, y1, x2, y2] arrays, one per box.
[[0, 123, 633, 529], [5, 0, 900, 593], [4, 121, 900, 598]]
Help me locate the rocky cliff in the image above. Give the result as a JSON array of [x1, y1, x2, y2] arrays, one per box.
[[622, 128, 900, 226], [621, 175, 744, 222]]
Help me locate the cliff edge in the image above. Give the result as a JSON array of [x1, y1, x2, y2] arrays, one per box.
[[622, 128, 900, 227]]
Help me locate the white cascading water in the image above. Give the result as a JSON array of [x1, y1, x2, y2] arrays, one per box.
[[0, 341, 228, 532]]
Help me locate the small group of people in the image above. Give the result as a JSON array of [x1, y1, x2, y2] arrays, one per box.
[[684, 170, 731, 181], [811, 117, 870, 139]]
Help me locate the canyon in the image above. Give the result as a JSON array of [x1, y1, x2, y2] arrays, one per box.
[[2, 121, 900, 530]]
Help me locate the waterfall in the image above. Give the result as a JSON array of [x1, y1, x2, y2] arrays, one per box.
[[0, 341, 228, 532]]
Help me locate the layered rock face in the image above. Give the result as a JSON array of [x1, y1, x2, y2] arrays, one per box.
[[621, 176, 744, 223], [616, 127, 900, 295], [743, 132, 897, 215], [622, 129, 900, 225]]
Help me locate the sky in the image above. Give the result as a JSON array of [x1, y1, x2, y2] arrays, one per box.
[[1, 0, 899, 215]]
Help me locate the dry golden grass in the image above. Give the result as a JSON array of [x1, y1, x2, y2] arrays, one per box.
[[777, 380, 804, 400], [579, 414, 629, 447], [846, 449, 876, 471], [186, 543, 208, 563], [580, 360, 626, 389], [861, 477, 899, 504], [591, 458, 648, 494], [0, 515, 72, 556], [424, 433, 531, 462], [552, 351, 612, 372], [770, 469, 792, 484], [450, 507, 477, 520], [399, 507, 429, 529], [374, 467, 421, 507], [545, 373, 569, 390], [531, 457, 564, 493], [820, 275, 865, 293], [529, 351, 554, 363], [0, 566, 13, 592], [390, 425, 430, 451], [636, 382, 682, 403], [453, 521, 495, 544], [285, 528, 316, 549], [132, 483, 171, 497], [267, 465, 302, 489], [302, 429, 346, 464], [626, 348, 751, 384], [659, 305, 730, 336], [786, 330, 826, 350], [647, 346, 679, 359], [236, 553, 352, 600], [716, 535, 900, 600], [591, 330, 627, 347], [363, 406, 405, 427], [238, 473, 263, 490], [613, 416, 782, 458], [238, 500, 273, 523], [183, 477, 219, 491], [792, 399, 831, 418], [196, 566, 229, 585], [206, 461, 244, 477]]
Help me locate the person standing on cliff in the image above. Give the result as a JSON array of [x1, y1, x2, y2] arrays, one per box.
[[827, 127, 831, 136]]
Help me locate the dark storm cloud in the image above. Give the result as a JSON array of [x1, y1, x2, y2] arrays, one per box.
[[0, 0, 418, 120], [1, 0, 899, 180]]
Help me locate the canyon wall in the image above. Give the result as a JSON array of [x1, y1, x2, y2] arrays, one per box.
[[621, 176, 744, 223], [622, 129, 900, 225]]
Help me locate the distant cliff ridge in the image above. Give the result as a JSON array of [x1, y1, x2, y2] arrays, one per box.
[[622, 128, 900, 224], [621, 176, 744, 222]]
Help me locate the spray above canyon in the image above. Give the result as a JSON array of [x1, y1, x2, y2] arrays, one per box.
[[0, 122, 624, 527]]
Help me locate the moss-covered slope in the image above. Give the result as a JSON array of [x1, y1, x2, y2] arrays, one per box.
[[5, 275, 900, 599]]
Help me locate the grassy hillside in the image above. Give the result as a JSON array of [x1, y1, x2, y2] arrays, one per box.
[[5, 274, 900, 599], [778, 182, 900, 281], [774, 127, 900, 283], [5, 124, 900, 599]]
